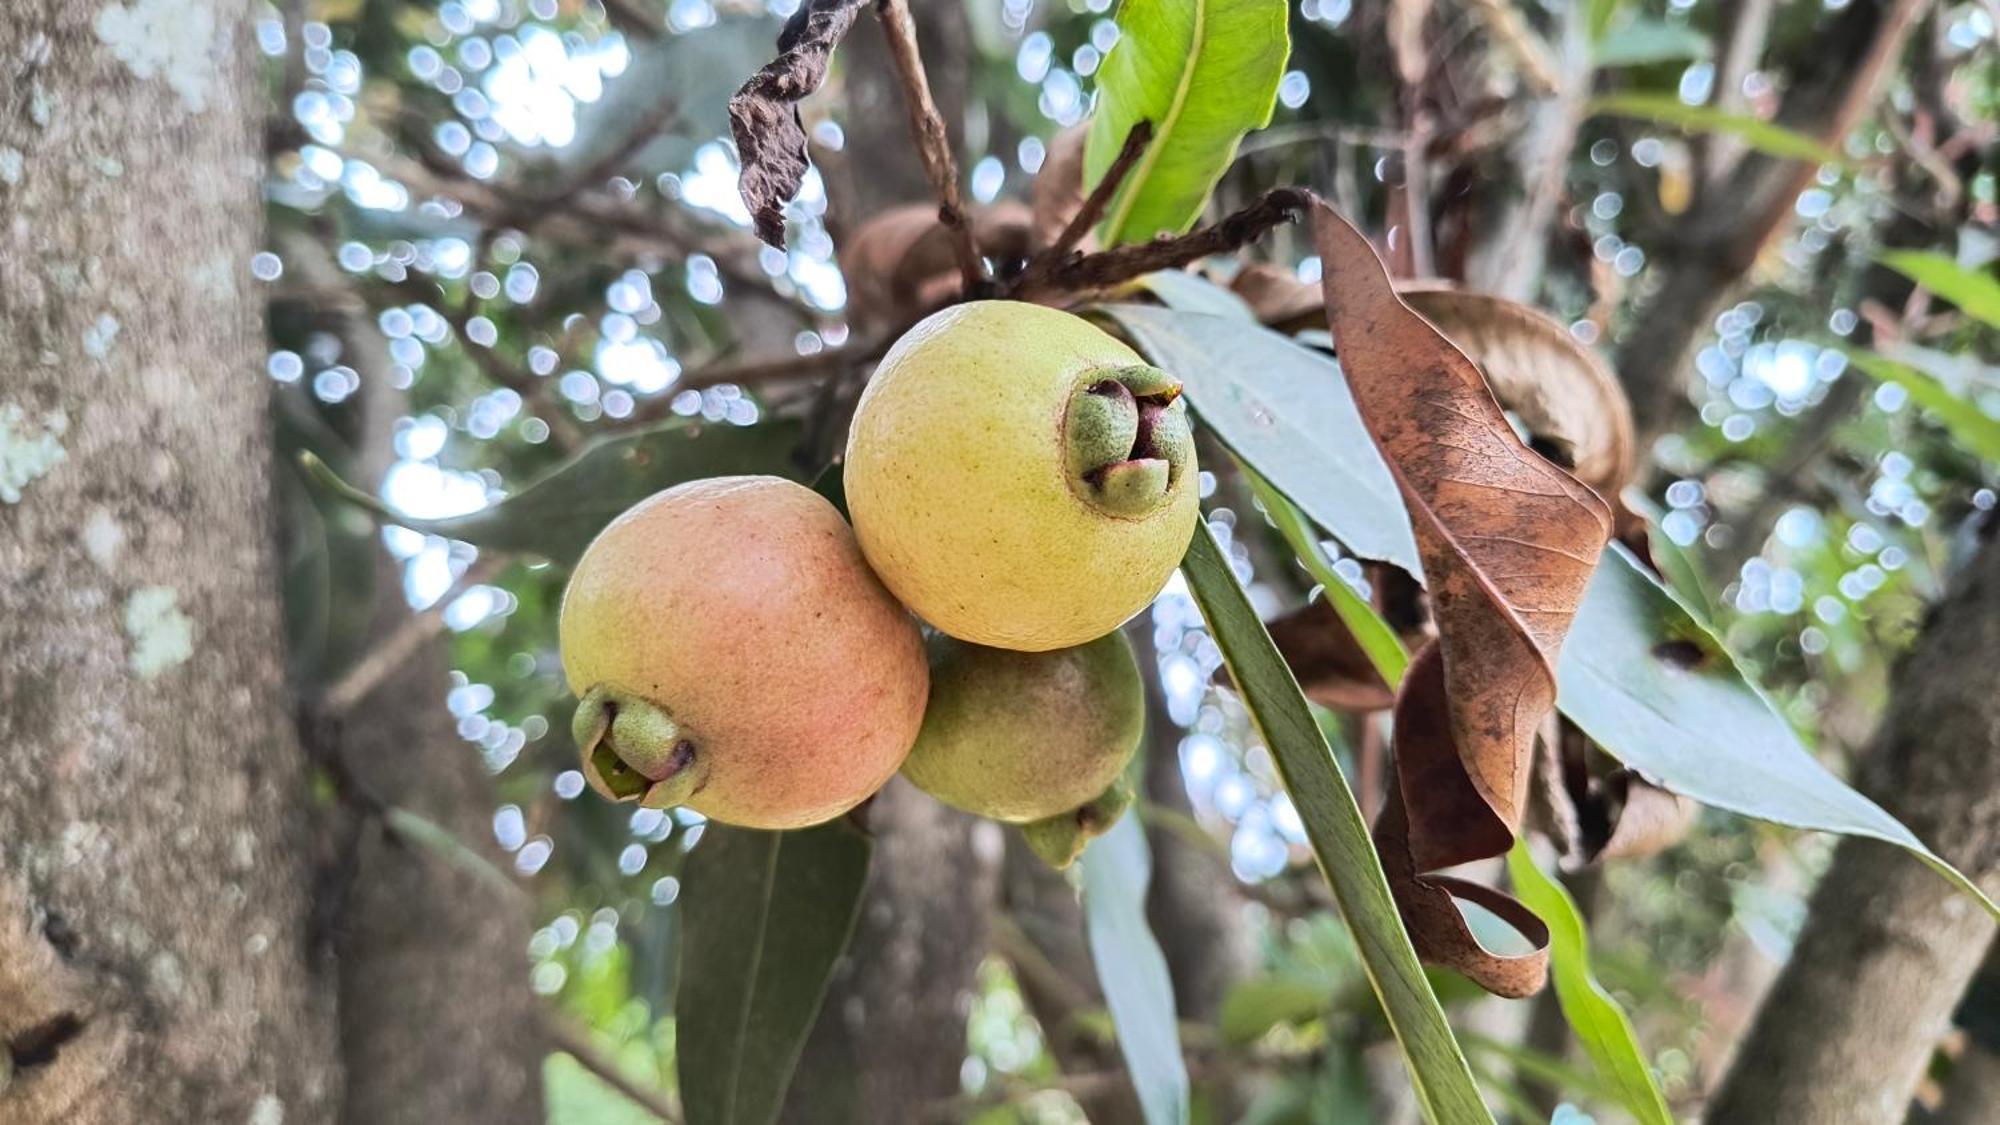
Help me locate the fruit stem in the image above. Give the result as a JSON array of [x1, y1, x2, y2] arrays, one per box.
[[573, 684, 707, 809], [1064, 365, 1192, 520]]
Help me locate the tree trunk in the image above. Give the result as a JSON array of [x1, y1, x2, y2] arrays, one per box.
[[324, 558, 547, 1124], [1705, 528, 2000, 1123], [779, 779, 1003, 1121], [0, 3, 341, 1121]]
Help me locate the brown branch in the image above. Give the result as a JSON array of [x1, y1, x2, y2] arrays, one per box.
[[1012, 188, 1312, 301], [323, 554, 507, 714], [1008, 120, 1154, 296], [521, 97, 681, 218], [541, 1011, 682, 1123], [873, 0, 984, 295]]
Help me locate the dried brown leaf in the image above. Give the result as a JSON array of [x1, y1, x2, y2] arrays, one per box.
[[1594, 770, 1699, 862], [728, 0, 866, 248], [840, 202, 1033, 326], [1267, 599, 1398, 713], [1313, 200, 1612, 998], [1402, 289, 1637, 498]]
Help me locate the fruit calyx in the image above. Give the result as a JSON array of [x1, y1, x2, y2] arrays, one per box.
[[1064, 365, 1193, 520], [573, 684, 709, 809], [1020, 774, 1138, 869]]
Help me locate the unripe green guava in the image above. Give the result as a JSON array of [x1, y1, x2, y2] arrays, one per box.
[[559, 475, 928, 829], [901, 629, 1145, 865], [845, 301, 1199, 652]]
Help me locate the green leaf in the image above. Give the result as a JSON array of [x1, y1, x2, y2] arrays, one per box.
[[303, 420, 804, 566], [1840, 348, 2000, 463], [1876, 251, 2000, 333], [1560, 546, 2000, 919], [1244, 466, 1411, 687], [1095, 305, 1421, 574], [1505, 843, 1672, 1125], [1219, 975, 1337, 1046], [1080, 815, 1192, 1125], [1133, 269, 1259, 319], [1181, 523, 1492, 1125], [1589, 92, 1846, 166], [1085, 0, 1290, 246], [1593, 19, 1710, 67], [678, 821, 873, 1125]]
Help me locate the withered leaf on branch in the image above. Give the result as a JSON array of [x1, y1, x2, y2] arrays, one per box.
[[1399, 289, 1637, 499], [841, 202, 1033, 328], [1267, 597, 1405, 713], [728, 0, 866, 248], [1312, 200, 1613, 998]]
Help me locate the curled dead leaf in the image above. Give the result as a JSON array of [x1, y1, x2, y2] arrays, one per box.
[[841, 202, 1033, 327], [1267, 599, 1398, 713], [1230, 267, 1637, 498], [728, 0, 867, 248], [1401, 289, 1636, 498], [1313, 200, 1613, 999], [1031, 124, 1092, 252], [1593, 769, 1699, 862]]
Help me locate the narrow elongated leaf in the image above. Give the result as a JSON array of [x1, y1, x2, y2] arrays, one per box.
[[1093, 304, 1421, 574], [1878, 250, 2000, 331], [679, 821, 873, 1125], [1562, 546, 1999, 916], [1316, 202, 1612, 999], [1181, 523, 1493, 1125], [1085, 0, 1290, 246], [1505, 843, 1672, 1125], [1589, 92, 1846, 166], [1246, 467, 1412, 686], [1080, 815, 1191, 1125], [1593, 18, 1710, 67], [304, 420, 804, 566], [1841, 348, 2000, 463]]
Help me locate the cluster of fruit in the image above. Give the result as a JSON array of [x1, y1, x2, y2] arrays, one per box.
[[557, 301, 1200, 866]]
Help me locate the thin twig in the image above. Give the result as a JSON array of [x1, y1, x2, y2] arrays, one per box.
[[873, 0, 985, 295], [1008, 120, 1154, 296], [542, 1011, 684, 1122], [524, 97, 681, 218], [1012, 188, 1312, 301], [323, 555, 508, 713]]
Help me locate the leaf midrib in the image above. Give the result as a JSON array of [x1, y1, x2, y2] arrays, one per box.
[[722, 833, 783, 1124], [1102, 0, 1209, 245]]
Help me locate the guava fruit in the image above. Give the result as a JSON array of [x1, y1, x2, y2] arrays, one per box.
[[844, 300, 1199, 652], [901, 629, 1145, 866], [559, 475, 928, 829]]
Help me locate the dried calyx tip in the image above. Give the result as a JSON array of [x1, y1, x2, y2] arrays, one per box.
[[1064, 365, 1191, 519], [573, 684, 707, 809]]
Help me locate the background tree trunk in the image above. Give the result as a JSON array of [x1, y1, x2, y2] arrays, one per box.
[[0, 3, 341, 1121], [324, 564, 547, 1124], [1706, 528, 2000, 1123]]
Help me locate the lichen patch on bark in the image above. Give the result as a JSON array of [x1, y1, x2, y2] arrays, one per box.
[[93, 0, 219, 115], [122, 586, 194, 679]]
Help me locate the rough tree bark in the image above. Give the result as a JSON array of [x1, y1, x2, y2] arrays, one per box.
[[1706, 528, 2000, 1123], [0, 3, 341, 1121]]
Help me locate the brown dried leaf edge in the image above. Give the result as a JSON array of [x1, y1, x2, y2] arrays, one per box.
[[728, 0, 866, 248], [1312, 200, 1613, 998]]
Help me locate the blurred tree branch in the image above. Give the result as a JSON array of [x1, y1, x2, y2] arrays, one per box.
[[1616, 0, 1933, 452]]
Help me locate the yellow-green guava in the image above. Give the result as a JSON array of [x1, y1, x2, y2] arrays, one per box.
[[844, 300, 1199, 652], [901, 629, 1144, 866], [559, 475, 928, 829]]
